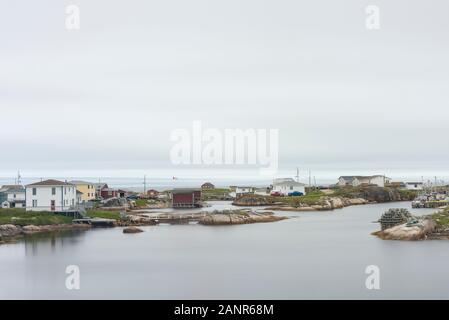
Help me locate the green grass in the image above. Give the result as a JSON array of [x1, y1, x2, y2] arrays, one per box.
[[86, 210, 121, 220], [202, 188, 231, 200], [134, 199, 149, 207], [396, 189, 419, 200], [202, 188, 230, 195], [0, 208, 73, 226], [272, 191, 327, 207], [430, 207, 449, 229], [330, 186, 363, 198]]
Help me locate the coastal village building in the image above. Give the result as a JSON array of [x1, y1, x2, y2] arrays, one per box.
[[231, 186, 254, 198], [93, 183, 108, 199], [254, 187, 270, 196], [99, 186, 128, 199], [147, 189, 159, 198], [272, 178, 306, 196], [337, 175, 391, 187], [171, 188, 202, 208], [69, 180, 96, 203], [0, 186, 25, 208], [201, 182, 215, 190], [25, 179, 76, 212], [76, 190, 83, 204], [404, 182, 424, 190], [100, 187, 119, 199]]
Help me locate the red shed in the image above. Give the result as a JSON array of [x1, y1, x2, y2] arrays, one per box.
[[100, 187, 119, 199], [171, 188, 202, 208]]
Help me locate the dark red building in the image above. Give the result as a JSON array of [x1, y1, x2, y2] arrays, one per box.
[[100, 187, 119, 199], [171, 188, 202, 208]]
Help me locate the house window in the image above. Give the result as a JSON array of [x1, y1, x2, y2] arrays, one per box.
[[52, 187, 56, 195], [32, 188, 36, 195], [64, 187, 67, 195], [32, 200, 37, 207], [290, 186, 293, 190]]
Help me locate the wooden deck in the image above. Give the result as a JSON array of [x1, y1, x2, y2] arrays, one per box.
[[72, 218, 116, 227], [140, 213, 206, 224]]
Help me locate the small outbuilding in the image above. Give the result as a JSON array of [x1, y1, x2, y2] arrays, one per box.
[[171, 188, 202, 208], [201, 182, 215, 190]]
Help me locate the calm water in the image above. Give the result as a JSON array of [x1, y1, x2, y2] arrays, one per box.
[[0, 201, 447, 300]]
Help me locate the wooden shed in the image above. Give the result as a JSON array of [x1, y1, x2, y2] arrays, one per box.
[[171, 188, 202, 208]]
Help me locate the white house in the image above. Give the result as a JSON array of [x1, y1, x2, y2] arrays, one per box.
[[404, 182, 424, 190], [254, 187, 270, 196], [229, 186, 254, 198], [25, 179, 77, 212], [76, 190, 83, 204], [0, 186, 25, 208], [272, 178, 306, 196], [338, 175, 391, 187]]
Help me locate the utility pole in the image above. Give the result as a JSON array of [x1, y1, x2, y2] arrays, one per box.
[[143, 175, 147, 194], [295, 167, 300, 183], [308, 170, 311, 187]]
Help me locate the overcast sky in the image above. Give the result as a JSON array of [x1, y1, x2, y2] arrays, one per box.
[[0, 0, 448, 183]]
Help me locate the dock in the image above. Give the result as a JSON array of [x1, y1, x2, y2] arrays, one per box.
[[72, 218, 116, 227], [139, 213, 206, 224]]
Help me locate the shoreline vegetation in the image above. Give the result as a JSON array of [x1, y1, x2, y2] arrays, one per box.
[[0, 206, 287, 243], [233, 186, 418, 211]]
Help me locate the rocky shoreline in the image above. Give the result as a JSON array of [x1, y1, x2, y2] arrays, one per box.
[[0, 224, 91, 244], [265, 197, 370, 212], [232, 187, 415, 211]]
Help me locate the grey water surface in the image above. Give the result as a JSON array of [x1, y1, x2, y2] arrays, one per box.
[[0, 201, 446, 299]]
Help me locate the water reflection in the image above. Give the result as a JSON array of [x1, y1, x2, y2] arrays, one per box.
[[0, 201, 447, 299], [23, 230, 88, 256]]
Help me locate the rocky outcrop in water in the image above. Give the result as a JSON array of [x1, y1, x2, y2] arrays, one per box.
[[232, 195, 270, 206], [123, 227, 144, 234], [373, 218, 436, 241], [199, 210, 286, 225], [116, 214, 158, 226]]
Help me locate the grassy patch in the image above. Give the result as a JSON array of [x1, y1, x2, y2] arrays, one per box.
[[202, 188, 232, 200], [202, 188, 230, 194], [134, 199, 149, 207], [330, 186, 363, 198], [272, 191, 327, 207], [211, 209, 250, 216], [397, 189, 419, 200], [430, 207, 449, 229], [86, 210, 121, 220], [0, 208, 73, 226]]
